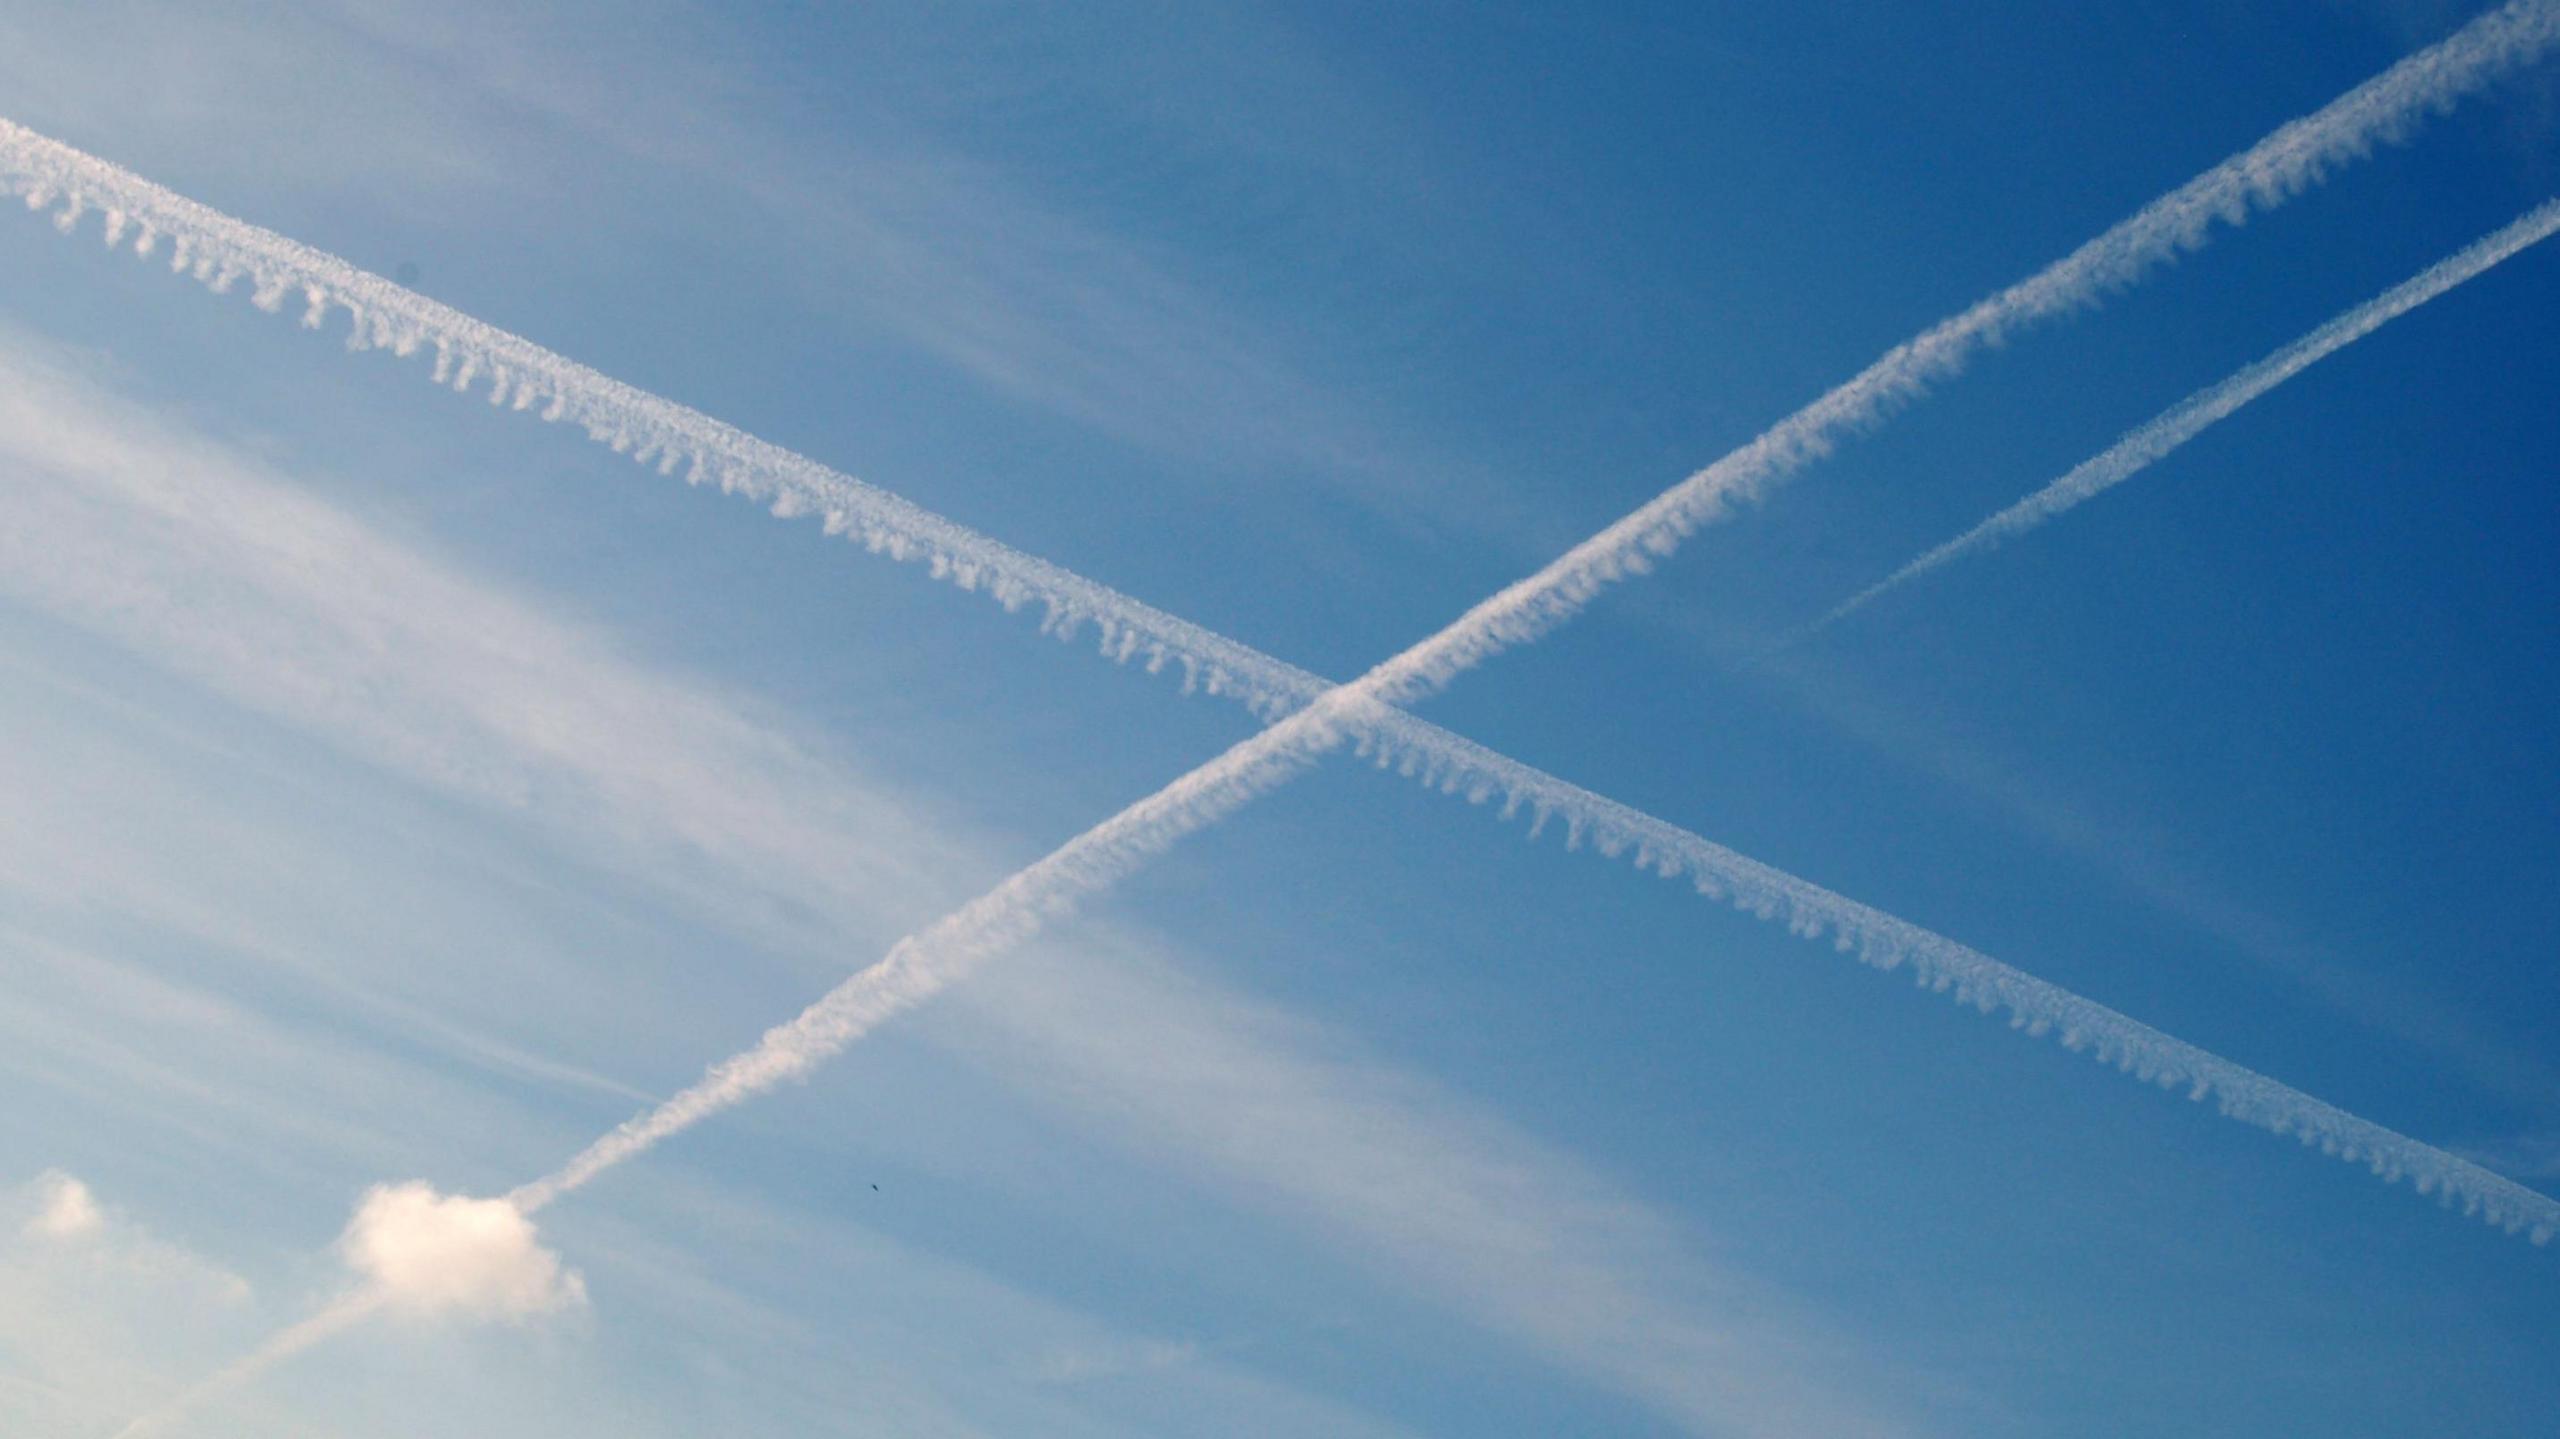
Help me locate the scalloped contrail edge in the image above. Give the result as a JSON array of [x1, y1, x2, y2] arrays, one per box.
[[1806, 195, 2560, 637], [78, 11, 2560, 1430], [0, 121, 1324, 722], [1346, 714, 2560, 1244], [2, 1, 2545, 1243], [110, 674, 2560, 1439], [7, 3, 2558, 727], [505, 667, 2560, 1243], [493, 0, 2560, 1242]]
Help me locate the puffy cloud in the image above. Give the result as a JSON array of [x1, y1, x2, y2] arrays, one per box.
[[3, 1172, 248, 1306], [2, 1172, 255, 1435], [23, 1170, 104, 1241], [339, 1182, 585, 1321]]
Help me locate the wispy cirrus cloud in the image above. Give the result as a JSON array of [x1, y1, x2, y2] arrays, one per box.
[[0, 324, 1903, 1434], [0, 1171, 275, 1439], [944, 939, 1913, 1439], [437, 0, 2560, 1251]]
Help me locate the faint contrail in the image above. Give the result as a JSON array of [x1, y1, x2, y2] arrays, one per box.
[[488, 0, 2560, 1234], [8, 1, 2559, 724], [1294, 0, 2560, 710], [61, 7, 2560, 1428], [109, 1290, 387, 1439], [1803, 196, 2560, 637]]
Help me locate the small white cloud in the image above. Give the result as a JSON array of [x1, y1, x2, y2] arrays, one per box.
[[24, 1169, 105, 1241], [1029, 1335, 1202, 1385], [2, 1171, 255, 1430], [4, 1171, 249, 1305], [339, 1182, 585, 1321]]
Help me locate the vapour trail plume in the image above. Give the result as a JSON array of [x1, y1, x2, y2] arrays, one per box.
[[7, 0, 2558, 725], [104, 669, 2560, 1433], [507, 687, 1355, 1212], [1330, 0, 2560, 710], [496, 36, 2560, 1219], [112, 1181, 587, 1437], [1804, 196, 2560, 637], [509, 649, 2560, 1241], [59, 10, 2560, 1425], [501, 187, 2560, 1234], [1336, 716, 2560, 1243], [0, 123, 1325, 725]]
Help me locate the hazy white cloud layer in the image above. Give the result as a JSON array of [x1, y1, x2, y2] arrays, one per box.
[[0, 327, 1894, 1433], [4, 6, 2556, 1435], [0, 321, 986, 951], [462, 0, 2560, 1247], [1, 1172, 276, 1439], [13, 26, 2555, 1429], [946, 942, 1912, 1439]]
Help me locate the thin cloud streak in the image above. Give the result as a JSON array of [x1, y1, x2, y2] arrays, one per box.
[[500, 5, 2560, 1237], [1804, 196, 2560, 637], [517, 633, 2560, 1236], [8, 0, 2538, 1234], [9, 1, 2559, 722], [0, 338, 1896, 1436], [41, 8, 2560, 1424], [108, 1291, 386, 1439], [1315, 0, 2560, 709], [0, 115, 1327, 722], [947, 942, 1912, 1439]]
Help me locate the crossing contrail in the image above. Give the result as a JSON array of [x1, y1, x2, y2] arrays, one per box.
[[505, 663, 2560, 1239], [54, 6, 2560, 1429], [8, 2, 2558, 726], [419, 0, 2560, 1235], [109, 668, 2560, 1437], [1804, 196, 2560, 637], [1296, 0, 2560, 709]]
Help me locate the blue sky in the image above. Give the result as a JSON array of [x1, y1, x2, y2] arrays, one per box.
[[2, 2, 2556, 1435]]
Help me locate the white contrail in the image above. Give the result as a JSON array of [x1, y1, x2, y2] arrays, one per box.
[[112, 664, 2560, 1431], [507, 693, 1345, 1212], [1333, 0, 2560, 710], [510, 663, 2560, 1240], [1342, 720, 2560, 1243], [8, 1, 2559, 722], [62, 7, 2560, 1424], [1807, 196, 2560, 636], [489, 2, 2560, 1231], [0, 126, 1321, 725]]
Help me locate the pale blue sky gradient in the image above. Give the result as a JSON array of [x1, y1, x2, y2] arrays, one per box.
[[2, 3, 2556, 1436]]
